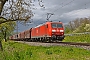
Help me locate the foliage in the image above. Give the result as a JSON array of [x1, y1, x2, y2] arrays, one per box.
[[46, 49, 53, 55], [65, 18, 90, 33], [84, 24, 90, 32], [0, 41, 90, 60], [0, 0, 44, 24], [64, 26, 72, 33], [73, 23, 86, 33], [0, 18, 16, 41], [63, 34, 90, 43]]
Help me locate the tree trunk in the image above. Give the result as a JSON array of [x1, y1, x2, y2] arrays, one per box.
[[0, 0, 8, 15], [4, 31, 7, 42], [0, 41, 3, 51]]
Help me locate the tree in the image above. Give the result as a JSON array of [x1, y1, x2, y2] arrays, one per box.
[[73, 23, 86, 33], [68, 21, 75, 32], [84, 24, 90, 32], [73, 18, 80, 28], [0, 0, 8, 15], [0, 22, 16, 41], [0, 0, 44, 24], [0, 18, 16, 50], [64, 26, 71, 33], [0, 0, 44, 51], [65, 18, 90, 33], [0, 0, 44, 15], [1, 0, 34, 24]]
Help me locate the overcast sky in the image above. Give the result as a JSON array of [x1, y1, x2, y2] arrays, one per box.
[[14, 0, 90, 32]]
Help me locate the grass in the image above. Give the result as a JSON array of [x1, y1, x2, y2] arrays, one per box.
[[63, 34, 90, 43], [0, 41, 90, 60]]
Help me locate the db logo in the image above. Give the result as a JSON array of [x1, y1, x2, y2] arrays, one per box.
[[37, 30, 38, 33]]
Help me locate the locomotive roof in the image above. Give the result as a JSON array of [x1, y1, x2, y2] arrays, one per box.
[[34, 23, 45, 28], [34, 21, 62, 28]]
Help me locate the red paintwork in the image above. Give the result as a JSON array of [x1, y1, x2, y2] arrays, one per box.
[[31, 23, 48, 38], [31, 21, 64, 38]]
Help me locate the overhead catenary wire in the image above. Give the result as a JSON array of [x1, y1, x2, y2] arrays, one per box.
[[54, 2, 90, 22], [31, 0, 75, 25], [28, 0, 90, 27], [53, 0, 75, 13]]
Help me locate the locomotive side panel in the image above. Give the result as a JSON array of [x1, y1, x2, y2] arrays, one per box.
[[39, 25, 46, 37], [35, 28, 37, 37]]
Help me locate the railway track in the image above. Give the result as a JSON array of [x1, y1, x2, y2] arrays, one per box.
[[46, 42, 90, 46], [15, 41, 90, 50]]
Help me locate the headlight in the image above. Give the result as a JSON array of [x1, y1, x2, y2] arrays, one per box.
[[52, 30, 56, 32], [60, 30, 64, 32]]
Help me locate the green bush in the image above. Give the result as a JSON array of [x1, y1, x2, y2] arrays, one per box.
[[46, 49, 52, 55]]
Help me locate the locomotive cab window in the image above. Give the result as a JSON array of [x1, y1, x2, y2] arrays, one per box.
[[57, 24, 63, 28], [52, 23, 63, 28], [52, 23, 57, 28]]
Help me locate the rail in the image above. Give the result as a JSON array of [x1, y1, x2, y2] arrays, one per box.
[[65, 32, 90, 36], [15, 41, 90, 50]]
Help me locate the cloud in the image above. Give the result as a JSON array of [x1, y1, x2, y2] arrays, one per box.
[[14, 0, 90, 32], [60, 9, 90, 21], [32, 0, 90, 23]]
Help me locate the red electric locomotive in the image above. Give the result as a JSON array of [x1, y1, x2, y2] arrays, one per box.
[[31, 21, 65, 41], [9, 21, 65, 42]]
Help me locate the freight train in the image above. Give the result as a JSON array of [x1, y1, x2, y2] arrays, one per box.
[[9, 21, 65, 42]]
